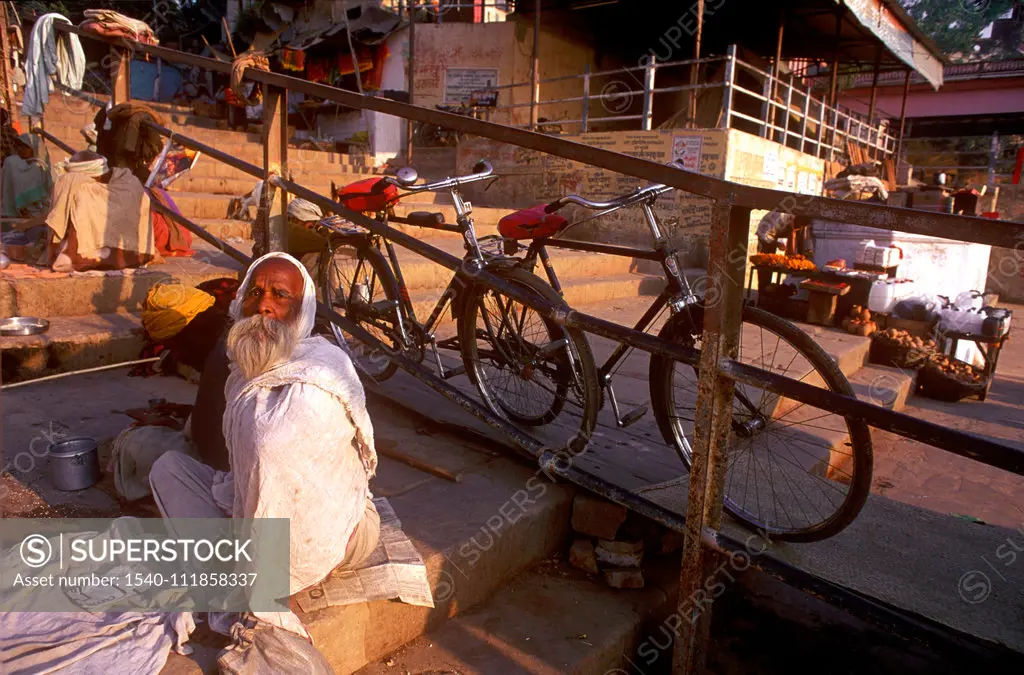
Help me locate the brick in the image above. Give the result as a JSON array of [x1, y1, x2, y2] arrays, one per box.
[[570, 494, 628, 540], [603, 567, 645, 589], [568, 539, 599, 574], [595, 539, 644, 568]]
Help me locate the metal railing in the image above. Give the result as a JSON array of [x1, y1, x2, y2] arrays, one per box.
[[44, 23, 1024, 674], [471, 45, 896, 162]]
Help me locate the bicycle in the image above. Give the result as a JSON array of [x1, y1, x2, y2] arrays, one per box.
[[314, 161, 601, 448], [496, 164, 873, 541]]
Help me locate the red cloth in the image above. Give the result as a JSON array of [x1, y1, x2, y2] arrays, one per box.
[[363, 42, 390, 91], [149, 188, 194, 257]]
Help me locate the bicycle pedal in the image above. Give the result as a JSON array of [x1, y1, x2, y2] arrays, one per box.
[[618, 404, 649, 428]]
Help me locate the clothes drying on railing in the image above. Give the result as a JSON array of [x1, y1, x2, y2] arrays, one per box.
[[79, 9, 159, 45], [21, 13, 85, 117]]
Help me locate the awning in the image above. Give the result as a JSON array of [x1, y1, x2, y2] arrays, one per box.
[[843, 0, 944, 90]]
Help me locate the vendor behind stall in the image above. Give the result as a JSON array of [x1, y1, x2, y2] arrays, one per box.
[[44, 150, 160, 272]]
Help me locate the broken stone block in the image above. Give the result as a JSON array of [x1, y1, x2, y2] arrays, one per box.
[[568, 539, 599, 574], [571, 494, 628, 540], [658, 530, 685, 555], [603, 567, 645, 589], [595, 539, 644, 567]]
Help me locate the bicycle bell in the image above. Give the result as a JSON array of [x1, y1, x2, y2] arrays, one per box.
[[394, 166, 418, 186]]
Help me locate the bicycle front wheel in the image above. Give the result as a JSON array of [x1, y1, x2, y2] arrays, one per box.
[[459, 264, 600, 451], [318, 235, 402, 382], [649, 304, 873, 542]]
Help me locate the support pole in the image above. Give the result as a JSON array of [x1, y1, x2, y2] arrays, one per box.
[[672, 202, 751, 675], [259, 85, 289, 257], [720, 45, 736, 129], [768, 8, 784, 141], [688, 0, 704, 128], [581, 63, 590, 133], [895, 68, 911, 176], [530, 0, 540, 131], [827, 9, 842, 158], [642, 56, 656, 131], [111, 46, 131, 106], [867, 47, 881, 159], [406, 0, 416, 165], [988, 131, 999, 187]]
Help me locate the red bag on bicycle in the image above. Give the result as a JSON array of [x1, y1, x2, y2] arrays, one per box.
[[335, 177, 400, 213]]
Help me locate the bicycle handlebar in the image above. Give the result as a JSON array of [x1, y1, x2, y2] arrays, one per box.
[[544, 161, 686, 214], [382, 159, 495, 195]]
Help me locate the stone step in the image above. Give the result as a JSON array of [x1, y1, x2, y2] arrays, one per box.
[[355, 559, 679, 675], [170, 192, 515, 231], [0, 313, 144, 384], [0, 246, 244, 320], [160, 460, 575, 674]]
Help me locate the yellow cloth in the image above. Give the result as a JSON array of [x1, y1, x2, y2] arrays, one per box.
[[141, 284, 216, 341], [45, 166, 156, 260]]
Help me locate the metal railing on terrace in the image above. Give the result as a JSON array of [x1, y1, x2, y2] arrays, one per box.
[[470, 45, 896, 162]]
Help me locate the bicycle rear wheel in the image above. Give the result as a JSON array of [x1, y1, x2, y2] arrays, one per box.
[[649, 304, 873, 542], [459, 264, 600, 451], [318, 235, 402, 382]]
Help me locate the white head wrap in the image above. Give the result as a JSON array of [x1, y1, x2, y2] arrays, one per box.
[[55, 155, 108, 177], [230, 252, 318, 340], [288, 197, 323, 222]]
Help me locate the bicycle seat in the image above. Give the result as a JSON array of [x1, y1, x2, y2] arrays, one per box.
[[333, 177, 399, 213], [497, 205, 567, 240], [405, 211, 446, 227]]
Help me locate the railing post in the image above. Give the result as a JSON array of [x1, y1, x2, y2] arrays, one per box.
[[642, 56, 656, 131], [760, 65, 772, 139], [110, 45, 131, 106], [799, 87, 810, 155], [781, 74, 793, 148], [258, 84, 289, 257], [720, 45, 737, 130], [581, 63, 590, 134], [815, 96, 825, 159], [672, 201, 751, 675], [988, 131, 999, 187]]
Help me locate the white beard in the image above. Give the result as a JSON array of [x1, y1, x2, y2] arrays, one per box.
[[226, 314, 300, 381]]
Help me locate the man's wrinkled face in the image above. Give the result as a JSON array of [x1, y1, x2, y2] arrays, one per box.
[[227, 259, 306, 380], [241, 258, 304, 322]]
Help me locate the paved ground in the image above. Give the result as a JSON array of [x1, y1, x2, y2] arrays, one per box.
[[869, 305, 1024, 528]]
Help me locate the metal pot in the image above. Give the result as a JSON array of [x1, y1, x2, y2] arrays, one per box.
[[49, 438, 100, 491]]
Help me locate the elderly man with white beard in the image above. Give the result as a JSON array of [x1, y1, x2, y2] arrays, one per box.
[[148, 251, 380, 641]]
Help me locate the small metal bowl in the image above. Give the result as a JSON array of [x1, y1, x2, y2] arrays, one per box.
[[0, 317, 50, 336]]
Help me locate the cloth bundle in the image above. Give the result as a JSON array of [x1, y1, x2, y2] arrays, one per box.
[[45, 166, 156, 267], [287, 197, 323, 222], [79, 10, 159, 45], [279, 48, 306, 72], [22, 13, 85, 117], [142, 284, 216, 342], [56, 156, 107, 176], [231, 52, 270, 107]]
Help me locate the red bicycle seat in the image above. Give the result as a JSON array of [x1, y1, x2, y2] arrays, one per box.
[[498, 205, 567, 240], [335, 177, 400, 213]]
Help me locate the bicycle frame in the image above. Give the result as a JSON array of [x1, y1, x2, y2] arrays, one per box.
[[336, 182, 495, 380]]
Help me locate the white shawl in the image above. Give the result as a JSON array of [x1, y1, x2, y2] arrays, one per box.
[[223, 253, 377, 638]]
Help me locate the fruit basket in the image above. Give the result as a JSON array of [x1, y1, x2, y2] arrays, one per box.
[[869, 329, 936, 370], [915, 354, 987, 402]]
